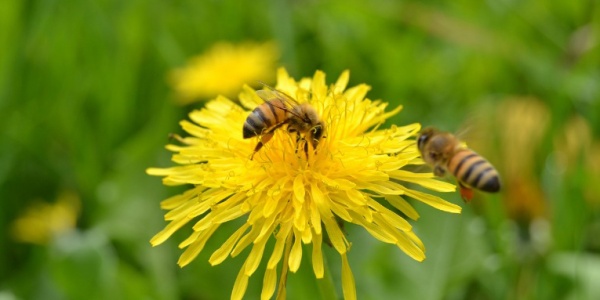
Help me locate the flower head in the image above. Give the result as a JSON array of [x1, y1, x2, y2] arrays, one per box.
[[148, 68, 460, 299], [170, 41, 279, 105]]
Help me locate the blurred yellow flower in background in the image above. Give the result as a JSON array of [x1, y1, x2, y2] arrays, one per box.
[[498, 98, 551, 223], [555, 115, 600, 208], [468, 98, 551, 224], [148, 68, 459, 300], [11, 191, 80, 245], [170, 41, 279, 105]]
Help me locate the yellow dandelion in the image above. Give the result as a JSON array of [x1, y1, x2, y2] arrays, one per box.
[[148, 68, 460, 299], [11, 190, 80, 245], [170, 41, 279, 105]]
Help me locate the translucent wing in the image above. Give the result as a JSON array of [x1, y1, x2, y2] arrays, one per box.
[[255, 82, 299, 111]]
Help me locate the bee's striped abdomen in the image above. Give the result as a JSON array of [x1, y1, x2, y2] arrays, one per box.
[[448, 149, 500, 193], [243, 99, 288, 138]]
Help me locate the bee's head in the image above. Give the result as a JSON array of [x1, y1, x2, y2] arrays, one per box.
[[417, 127, 437, 153]]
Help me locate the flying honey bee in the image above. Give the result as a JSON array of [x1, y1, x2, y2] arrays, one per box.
[[417, 127, 500, 202], [243, 85, 325, 160]]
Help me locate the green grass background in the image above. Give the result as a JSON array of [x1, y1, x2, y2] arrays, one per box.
[[1, 0, 599, 299]]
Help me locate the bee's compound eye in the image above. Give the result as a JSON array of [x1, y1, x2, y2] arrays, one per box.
[[312, 126, 323, 140], [417, 134, 429, 150]]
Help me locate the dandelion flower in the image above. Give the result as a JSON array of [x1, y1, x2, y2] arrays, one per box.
[[148, 68, 460, 299], [170, 41, 279, 105]]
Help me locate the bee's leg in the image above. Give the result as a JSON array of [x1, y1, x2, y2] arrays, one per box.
[[458, 182, 473, 203], [433, 165, 446, 177], [296, 134, 302, 147], [311, 138, 320, 155], [303, 140, 309, 157], [251, 132, 274, 160], [287, 128, 300, 154], [250, 123, 288, 160]]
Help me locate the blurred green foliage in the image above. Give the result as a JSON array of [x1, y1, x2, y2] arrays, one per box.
[[1, 0, 599, 299]]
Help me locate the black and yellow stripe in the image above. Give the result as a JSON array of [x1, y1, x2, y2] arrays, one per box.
[[243, 99, 288, 138], [448, 149, 500, 192]]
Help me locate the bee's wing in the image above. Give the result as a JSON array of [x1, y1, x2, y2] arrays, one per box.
[[255, 83, 299, 110]]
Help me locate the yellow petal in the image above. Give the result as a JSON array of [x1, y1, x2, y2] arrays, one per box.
[[311, 184, 346, 254], [231, 262, 250, 300], [315, 173, 356, 190], [389, 170, 456, 192], [159, 187, 206, 210], [293, 175, 305, 202], [333, 70, 350, 95], [329, 201, 353, 222], [309, 201, 322, 235], [150, 216, 193, 246], [403, 188, 462, 213], [311, 231, 324, 278], [245, 237, 268, 276], [349, 211, 396, 244], [321, 215, 346, 254], [344, 189, 367, 206], [178, 224, 218, 267], [395, 231, 426, 262], [261, 267, 277, 300], [209, 223, 250, 265], [164, 197, 209, 221], [231, 223, 261, 257], [367, 199, 411, 231], [311, 70, 327, 100], [301, 226, 312, 244], [385, 195, 420, 220], [288, 230, 303, 272], [178, 231, 201, 249], [267, 222, 292, 269], [341, 253, 357, 300]]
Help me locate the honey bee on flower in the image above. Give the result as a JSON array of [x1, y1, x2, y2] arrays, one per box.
[[243, 84, 325, 160]]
